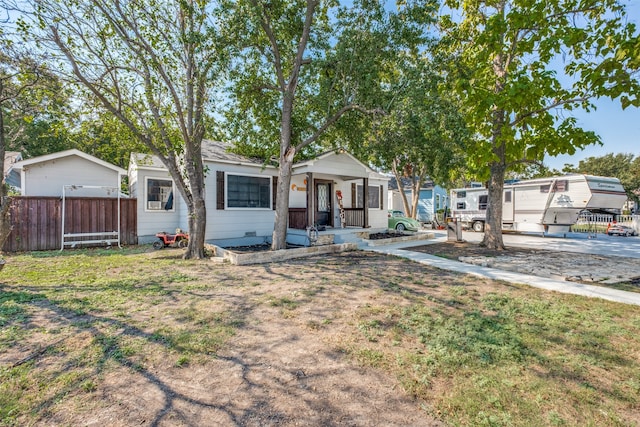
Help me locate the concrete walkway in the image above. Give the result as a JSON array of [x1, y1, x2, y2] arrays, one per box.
[[361, 232, 640, 307]]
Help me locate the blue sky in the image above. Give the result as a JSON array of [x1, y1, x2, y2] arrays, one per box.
[[544, 1, 640, 170], [545, 99, 640, 170]]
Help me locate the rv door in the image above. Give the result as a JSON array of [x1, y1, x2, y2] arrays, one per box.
[[503, 189, 514, 222]]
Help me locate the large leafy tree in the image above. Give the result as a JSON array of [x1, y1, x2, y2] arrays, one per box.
[[0, 13, 66, 251], [73, 104, 147, 170], [439, 0, 640, 249], [355, 56, 468, 220], [28, 0, 229, 259], [226, 0, 405, 250], [0, 62, 74, 159]]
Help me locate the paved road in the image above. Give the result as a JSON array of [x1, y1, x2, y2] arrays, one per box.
[[363, 230, 640, 306]]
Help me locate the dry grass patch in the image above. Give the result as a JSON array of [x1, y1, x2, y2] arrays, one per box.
[[0, 248, 639, 426]]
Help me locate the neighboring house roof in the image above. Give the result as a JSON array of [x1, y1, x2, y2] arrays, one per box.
[[388, 176, 436, 191], [4, 151, 22, 175], [13, 149, 126, 175], [4, 151, 23, 189]]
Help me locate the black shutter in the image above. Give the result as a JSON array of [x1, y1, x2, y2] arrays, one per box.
[[272, 176, 278, 210], [216, 171, 225, 210], [351, 183, 356, 207]]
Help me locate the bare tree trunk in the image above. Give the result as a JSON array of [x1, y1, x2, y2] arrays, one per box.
[[391, 160, 411, 217], [272, 94, 295, 250], [186, 196, 206, 259], [0, 104, 12, 253], [482, 2, 507, 251], [272, 151, 294, 250], [410, 168, 427, 220], [481, 161, 506, 249], [410, 186, 420, 219]]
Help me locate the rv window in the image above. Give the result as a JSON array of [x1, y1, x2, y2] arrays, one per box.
[[456, 191, 466, 198], [555, 180, 569, 192], [479, 195, 488, 210], [540, 184, 550, 193], [504, 191, 512, 203], [456, 202, 466, 210]]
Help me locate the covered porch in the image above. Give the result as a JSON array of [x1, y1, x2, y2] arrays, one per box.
[[286, 150, 388, 231], [287, 173, 375, 230]]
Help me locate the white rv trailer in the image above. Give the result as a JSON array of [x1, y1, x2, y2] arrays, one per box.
[[450, 174, 627, 234]]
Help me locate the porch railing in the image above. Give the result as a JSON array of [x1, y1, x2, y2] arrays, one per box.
[[288, 208, 307, 230], [287, 207, 366, 229], [344, 208, 364, 227]]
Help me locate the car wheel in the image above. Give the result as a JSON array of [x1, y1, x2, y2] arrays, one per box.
[[607, 232, 613, 236], [152, 240, 164, 250], [472, 221, 484, 232], [396, 223, 406, 231]]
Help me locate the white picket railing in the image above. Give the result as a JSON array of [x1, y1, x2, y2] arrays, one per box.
[[571, 213, 636, 233]]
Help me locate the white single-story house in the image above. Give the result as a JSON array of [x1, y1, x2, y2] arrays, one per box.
[[129, 141, 390, 246], [388, 176, 449, 225], [12, 149, 125, 198]]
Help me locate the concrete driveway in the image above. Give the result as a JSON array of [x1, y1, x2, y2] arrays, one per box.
[[458, 230, 640, 259], [367, 229, 640, 306]]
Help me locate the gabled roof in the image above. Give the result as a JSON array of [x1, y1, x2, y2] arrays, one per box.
[[292, 148, 388, 181], [131, 140, 269, 170], [14, 149, 125, 175], [130, 142, 388, 182], [202, 141, 266, 166]]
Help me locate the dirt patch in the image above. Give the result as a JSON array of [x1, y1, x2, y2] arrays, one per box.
[[3, 251, 447, 426], [408, 240, 534, 259], [367, 231, 407, 240]]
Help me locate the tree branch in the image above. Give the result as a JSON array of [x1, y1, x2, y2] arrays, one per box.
[[509, 96, 590, 127], [297, 105, 384, 151], [251, 0, 286, 90]]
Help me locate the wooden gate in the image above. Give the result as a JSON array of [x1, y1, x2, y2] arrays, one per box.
[[3, 197, 137, 252]]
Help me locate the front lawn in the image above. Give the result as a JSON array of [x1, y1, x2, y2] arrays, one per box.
[[1, 248, 639, 426]]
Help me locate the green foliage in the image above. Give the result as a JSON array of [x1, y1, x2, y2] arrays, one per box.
[[225, 0, 430, 159], [0, 44, 75, 157], [356, 55, 469, 188], [437, 0, 640, 247], [439, 0, 640, 177]]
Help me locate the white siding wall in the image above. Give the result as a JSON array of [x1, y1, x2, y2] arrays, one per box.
[[128, 167, 138, 198], [23, 156, 120, 197], [289, 175, 308, 208], [134, 156, 389, 243], [367, 178, 388, 229], [308, 153, 369, 176], [207, 163, 278, 240]]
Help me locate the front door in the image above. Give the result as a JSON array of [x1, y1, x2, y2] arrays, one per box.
[[315, 181, 332, 227]]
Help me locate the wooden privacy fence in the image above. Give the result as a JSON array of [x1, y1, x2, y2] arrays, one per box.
[[3, 197, 137, 252]]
